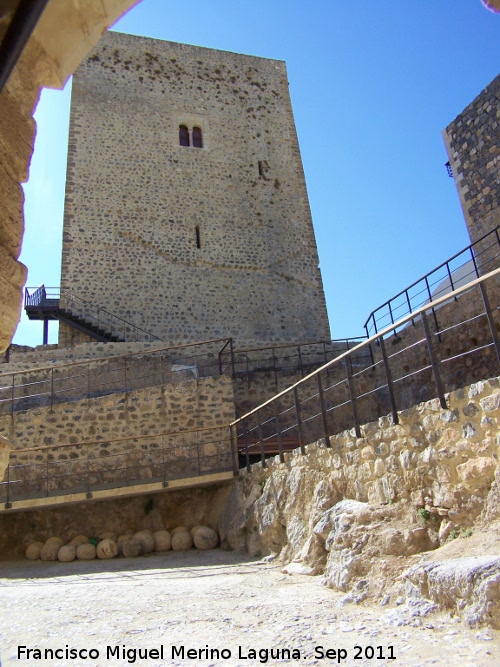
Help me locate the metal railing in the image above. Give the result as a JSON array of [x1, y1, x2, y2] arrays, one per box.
[[231, 268, 500, 471], [364, 225, 500, 337], [0, 338, 233, 416], [0, 425, 235, 508], [24, 286, 160, 343], [219, 337, 371, 386]]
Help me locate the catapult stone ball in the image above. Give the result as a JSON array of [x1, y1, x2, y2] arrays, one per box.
[[76, 543, 96, 560], [193, 526, 219, 550], [58, 545, 76, 562], [121, 539, 143, 558], [133, 530, 155, 554], [96, 538, 118, 559], [40, 538, 64, 561], [171, 529, 193, 551], [153, 530, 172, 552], [25, 542, 44, 560]]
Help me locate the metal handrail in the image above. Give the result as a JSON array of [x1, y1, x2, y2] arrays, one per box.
[[233, 266, 500, 424], [220, 337, 372, 384], [230, 268, 500, 471], [24, 285, 161, 343], [363, 225, 500, 336], [0, 337, 234, 416], [1, 424, 236, 507]]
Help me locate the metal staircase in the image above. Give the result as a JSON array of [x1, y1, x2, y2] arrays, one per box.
[[24, 286, 160, 344]]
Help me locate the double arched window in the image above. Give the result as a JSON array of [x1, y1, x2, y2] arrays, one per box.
[[178, 124, 203, 148]]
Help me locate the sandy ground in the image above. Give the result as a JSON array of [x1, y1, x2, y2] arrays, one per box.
[[0, 550, 499, 667]]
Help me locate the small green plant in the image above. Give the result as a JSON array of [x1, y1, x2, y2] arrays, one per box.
[[418, 507, 430, 521], [450, 527, 473, 540]]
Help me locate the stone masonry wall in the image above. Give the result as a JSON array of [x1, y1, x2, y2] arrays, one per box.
[[443, 73, 500, 270], [60, 32, 330, 349]]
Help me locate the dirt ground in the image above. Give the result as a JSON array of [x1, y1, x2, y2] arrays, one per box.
[[0, 550, 499, 667]]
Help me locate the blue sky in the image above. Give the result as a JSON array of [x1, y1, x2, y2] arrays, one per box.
[[16, 0, 500, 346]]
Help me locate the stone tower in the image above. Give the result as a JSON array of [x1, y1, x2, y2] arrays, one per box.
[[60, 31, 330, 348], [443, 73, 500, 273]]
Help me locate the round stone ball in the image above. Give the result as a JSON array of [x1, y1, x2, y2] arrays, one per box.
[[58, 545, 76, 562], [122, 539, 143, 558], [133, 530, 154, 554], [117, 534, 131, 556], [96, 539, 118, 560], [40, 538, 64, 561], [25, 541, 44, 560], [171, 530, 193, 551], [193, 526, 219, 551], [76, 543, 96, 560], [99, 531, 117, 543], [171, 526, 189, 535], [153, 530, 171, 552], [69, 535, 89, 547], [45, 536, 64, 547], [190, 525, 203, 537]]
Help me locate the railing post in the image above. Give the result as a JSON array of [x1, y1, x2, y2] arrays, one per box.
[[421, 310, 447, 409], [379, 336, 399, 425], [470, 246, 479, 278], [479, 281, 500, 368], [45, 451, 49, 497], [445, 262, 456, 298], [229, 338, 235, 378], [405, 290, 414, 325], [274, 404, 285, 463], [344, 358, 361, 438], [294, 387, 306, 455], [86, 450, 92, 498], [5, 463, 12, 509], [316, 373, 331, 448], [229, 426, 238, 475], [425, 275, 440, 336], [50, 367, 54, 413], [298, 345, 304, 378], [197, 432, 201, 476], [242, 421, 251, 473], [257, 420, 267, 469], [162, 438, 168, 488]]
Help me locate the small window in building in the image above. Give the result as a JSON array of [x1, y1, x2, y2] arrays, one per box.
[[192, 126, 203, 148], [195, 225, 201, 248], [179, 125, 190, 147]]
